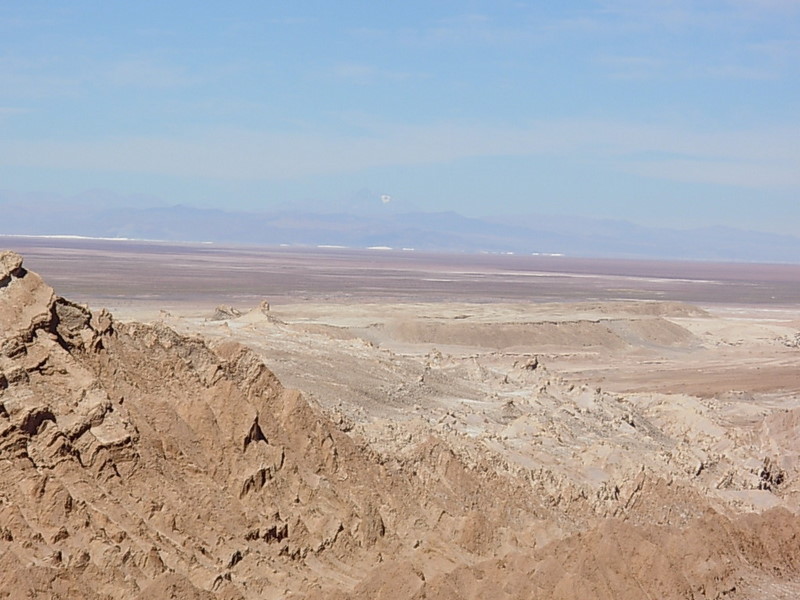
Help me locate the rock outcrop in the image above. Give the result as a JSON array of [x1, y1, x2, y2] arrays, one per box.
[[3, 250, 800, 599]]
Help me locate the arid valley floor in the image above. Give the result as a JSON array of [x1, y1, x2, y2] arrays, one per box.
[[3, 237, 800, 599]]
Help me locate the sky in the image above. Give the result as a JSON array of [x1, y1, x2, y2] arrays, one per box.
[[0, 0, 798, 233]]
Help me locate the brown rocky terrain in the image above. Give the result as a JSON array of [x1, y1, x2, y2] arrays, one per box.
[[3, 247, 800, 599]]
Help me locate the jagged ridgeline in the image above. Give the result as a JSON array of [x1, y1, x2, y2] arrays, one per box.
[[2, 250, 800, 599]]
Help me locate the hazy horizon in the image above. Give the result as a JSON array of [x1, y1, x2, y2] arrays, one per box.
[[1, 2, 798, 235], [3, 196, 800, 264]]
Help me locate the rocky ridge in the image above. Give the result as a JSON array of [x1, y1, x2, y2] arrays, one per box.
[[2, 250, 800, 599]]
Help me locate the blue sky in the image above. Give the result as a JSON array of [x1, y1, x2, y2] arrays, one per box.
[[0, 1, 798, 233]]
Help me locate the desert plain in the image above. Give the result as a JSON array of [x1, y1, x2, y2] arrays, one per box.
[[3, 236, 800, 599]]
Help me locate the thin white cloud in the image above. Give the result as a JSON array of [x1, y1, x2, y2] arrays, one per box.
[[0, 53, 205, 99], [730, 0, 800, 11], [702, 64, 778, 79], [106, 59, 202, 89], [380, 12, 543, 48], [569, 0, 799, 36], [751, 38, 800, 59], [328, 62, 418, 84], [593, 54, 665, 79], [0, 56, 85, 99], [265, 17, 310, 25], [557, 1, 714, 35], [0, 119, 797, 191], [0, 106, 29, 115], [623, 157, 800, 187]]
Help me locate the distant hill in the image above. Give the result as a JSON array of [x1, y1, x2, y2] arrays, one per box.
[[2, 195, 799, 263]]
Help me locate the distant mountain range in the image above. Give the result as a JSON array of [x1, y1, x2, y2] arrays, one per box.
[[2, 196, 799, 263]]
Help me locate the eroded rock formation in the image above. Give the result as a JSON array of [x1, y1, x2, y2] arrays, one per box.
[[2, 250, 800, 599]]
